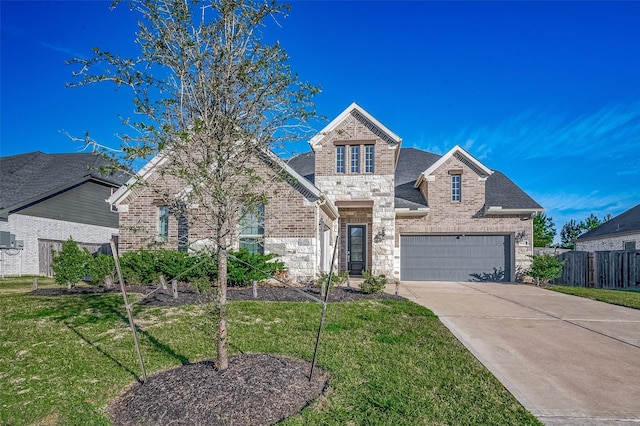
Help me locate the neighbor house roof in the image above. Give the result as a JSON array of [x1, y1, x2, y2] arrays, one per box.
[[0, 151, 128, 217], [287, 147, 542, 213], [577, 203, 640, 241]]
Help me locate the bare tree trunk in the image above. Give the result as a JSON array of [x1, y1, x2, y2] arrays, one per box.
[[216, 244, 228, 370]]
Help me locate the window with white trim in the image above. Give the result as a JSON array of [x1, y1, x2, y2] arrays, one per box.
[[351, 145, 360, 173], [336, 146, 345, 174], [365, 145, 374, 173], [451, 175, 461, 202], [158, 206, 169, 242], [239, 204, 264, 255]]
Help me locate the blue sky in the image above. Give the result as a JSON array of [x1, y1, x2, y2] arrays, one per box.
[[2, 1, 640, 240]]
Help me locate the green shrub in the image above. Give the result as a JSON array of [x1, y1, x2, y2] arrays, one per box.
[[87, 254, 115, 286], [529, 253, 565, 286], [361, 270, 387, 294], [316, 270, 348, 293], [190, 276, 212, 294], [119, 249, 158, 284], [227, 249, 285, 287], [51, 238, 92, 288]]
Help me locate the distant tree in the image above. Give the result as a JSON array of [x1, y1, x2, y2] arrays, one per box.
[[581, 213, 602, 232], [602, 213, 613, 222], [560, 219, 583, 249], [533, 213, 556, 247], [68, 0, 318, 371]]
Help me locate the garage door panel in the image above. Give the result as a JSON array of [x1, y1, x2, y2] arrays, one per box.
[[401, 235, 511, 282]]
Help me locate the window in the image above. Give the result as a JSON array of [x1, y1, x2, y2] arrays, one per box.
[[365, 145, 375, 173], [351, 145, 360, 173], [239, 204, 264, 255], [624, 241, 636, 250], [451, 175, 461, 202], [336, 146, 345, 173], [158, 206, 169, 242]]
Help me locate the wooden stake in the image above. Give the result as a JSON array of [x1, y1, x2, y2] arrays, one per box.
[[110, 239, 147, 383], [159, 275, 167, 290], [252, 280, 257, 298], [32, 277, 38, 290], [172, 279, 178, 299]]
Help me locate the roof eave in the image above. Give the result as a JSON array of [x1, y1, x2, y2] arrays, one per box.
[[395, 207, 430, 217], [485, 206, 544, 216]]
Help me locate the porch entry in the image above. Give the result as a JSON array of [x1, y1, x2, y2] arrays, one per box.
[[347, 225, 366, 275]]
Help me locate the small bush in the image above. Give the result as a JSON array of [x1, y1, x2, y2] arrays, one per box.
[[87, 254, 115, 286], [51, 237, 92, 288], [361, 270, 387, 294], [529, 253, 565, 286], [316, 270, 348, 293]]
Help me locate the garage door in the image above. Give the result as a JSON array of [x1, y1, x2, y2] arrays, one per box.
[[400, 235, 511, 282]]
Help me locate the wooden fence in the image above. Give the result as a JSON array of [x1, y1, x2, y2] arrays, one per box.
[[553, 250, 640, 289], [38, 239, 113, 277]]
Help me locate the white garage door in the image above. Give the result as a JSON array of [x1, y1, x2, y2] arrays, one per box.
[[400, 235, 511, 282]]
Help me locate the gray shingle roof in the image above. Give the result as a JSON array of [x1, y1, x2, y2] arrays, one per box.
[[287, 147, 542, 211], [577, 203, 640, 241], [0, 151, 129, 212]]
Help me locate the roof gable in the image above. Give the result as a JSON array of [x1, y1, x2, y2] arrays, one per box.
[[108, 148, 322, 206], [415, 145, 492, 188], [309, 102, 402, 149], [577, 203, 640, 241]]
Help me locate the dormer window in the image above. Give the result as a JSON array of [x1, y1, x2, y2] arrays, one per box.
[[336, 146, 345, 174], [451, 174, 461, 202], [350, 146, 360, 173], [365, 145, 375, 173]]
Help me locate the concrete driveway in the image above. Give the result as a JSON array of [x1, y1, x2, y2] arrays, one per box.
[[389, 281, 640, 425]]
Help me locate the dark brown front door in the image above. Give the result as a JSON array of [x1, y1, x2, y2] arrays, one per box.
[[347, 225, 366, 275]]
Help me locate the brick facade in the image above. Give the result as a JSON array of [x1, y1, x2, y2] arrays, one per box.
[[576, 233, 640, 251]]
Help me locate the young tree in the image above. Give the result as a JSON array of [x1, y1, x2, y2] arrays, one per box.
[[560, 219, 583, 249], [51, 237, 92, 289], [533, 213, 556, 247], [529, 253, 564, 286], [69, 0, 318, 370]]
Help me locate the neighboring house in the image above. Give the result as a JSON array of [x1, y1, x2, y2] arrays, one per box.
[[0, 152, 128, 276], [109, 103, 543, 283], [575, 203, 640, 251]]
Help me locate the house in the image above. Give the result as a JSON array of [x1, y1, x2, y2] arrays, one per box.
[[575, 203, 640, 251], [108, 103, 543, 283], [0, 152, 128, 276]]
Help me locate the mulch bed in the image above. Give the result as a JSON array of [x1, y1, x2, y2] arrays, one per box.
[[28, 284, 405, 305], [109, 353, 329, 426]]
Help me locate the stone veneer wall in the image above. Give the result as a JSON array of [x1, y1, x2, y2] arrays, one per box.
[[576, 233, 640, 252], [0, 214, 118, 275], [265, 237, 316, 284]]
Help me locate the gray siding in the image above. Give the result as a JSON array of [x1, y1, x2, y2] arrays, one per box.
[[400, 235, 511, 282], [17, 181, 118, 228]]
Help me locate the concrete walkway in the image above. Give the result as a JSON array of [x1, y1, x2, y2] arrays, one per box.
[[389, 281, 640, 425]]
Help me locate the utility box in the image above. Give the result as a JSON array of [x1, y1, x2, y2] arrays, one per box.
[[0, 232, 18, 248], [15, 240, 24, 249]]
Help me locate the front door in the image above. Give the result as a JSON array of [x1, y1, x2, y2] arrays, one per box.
[[347, 225, 366, 275]]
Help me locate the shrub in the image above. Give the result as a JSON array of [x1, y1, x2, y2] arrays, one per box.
[[315, 270, 348, 293], [51, 237, 92, 288], [119, 249, 158, 284], [227, 249, 285, 287], [529, 253, 565, 286], [361, 270, 387, 294], [87, 254, 115, 286]]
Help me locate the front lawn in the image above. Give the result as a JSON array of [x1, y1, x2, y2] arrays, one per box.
[[0, 279, 539, 425], [549, 285, 640, 310]]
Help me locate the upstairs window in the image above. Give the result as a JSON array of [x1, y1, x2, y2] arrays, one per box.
[[365, 145, 375, 173], [336, 146, 345, 174], [451, 175, 461, 202], [158, 206, 169, 242], [239, 204, 264, 255], [351, 145, 360, 173]]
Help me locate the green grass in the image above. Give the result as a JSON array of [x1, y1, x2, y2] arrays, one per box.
[[0, 276, 59, 294], [0, 278, 540, 425], [549, 285, 640, 310]]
